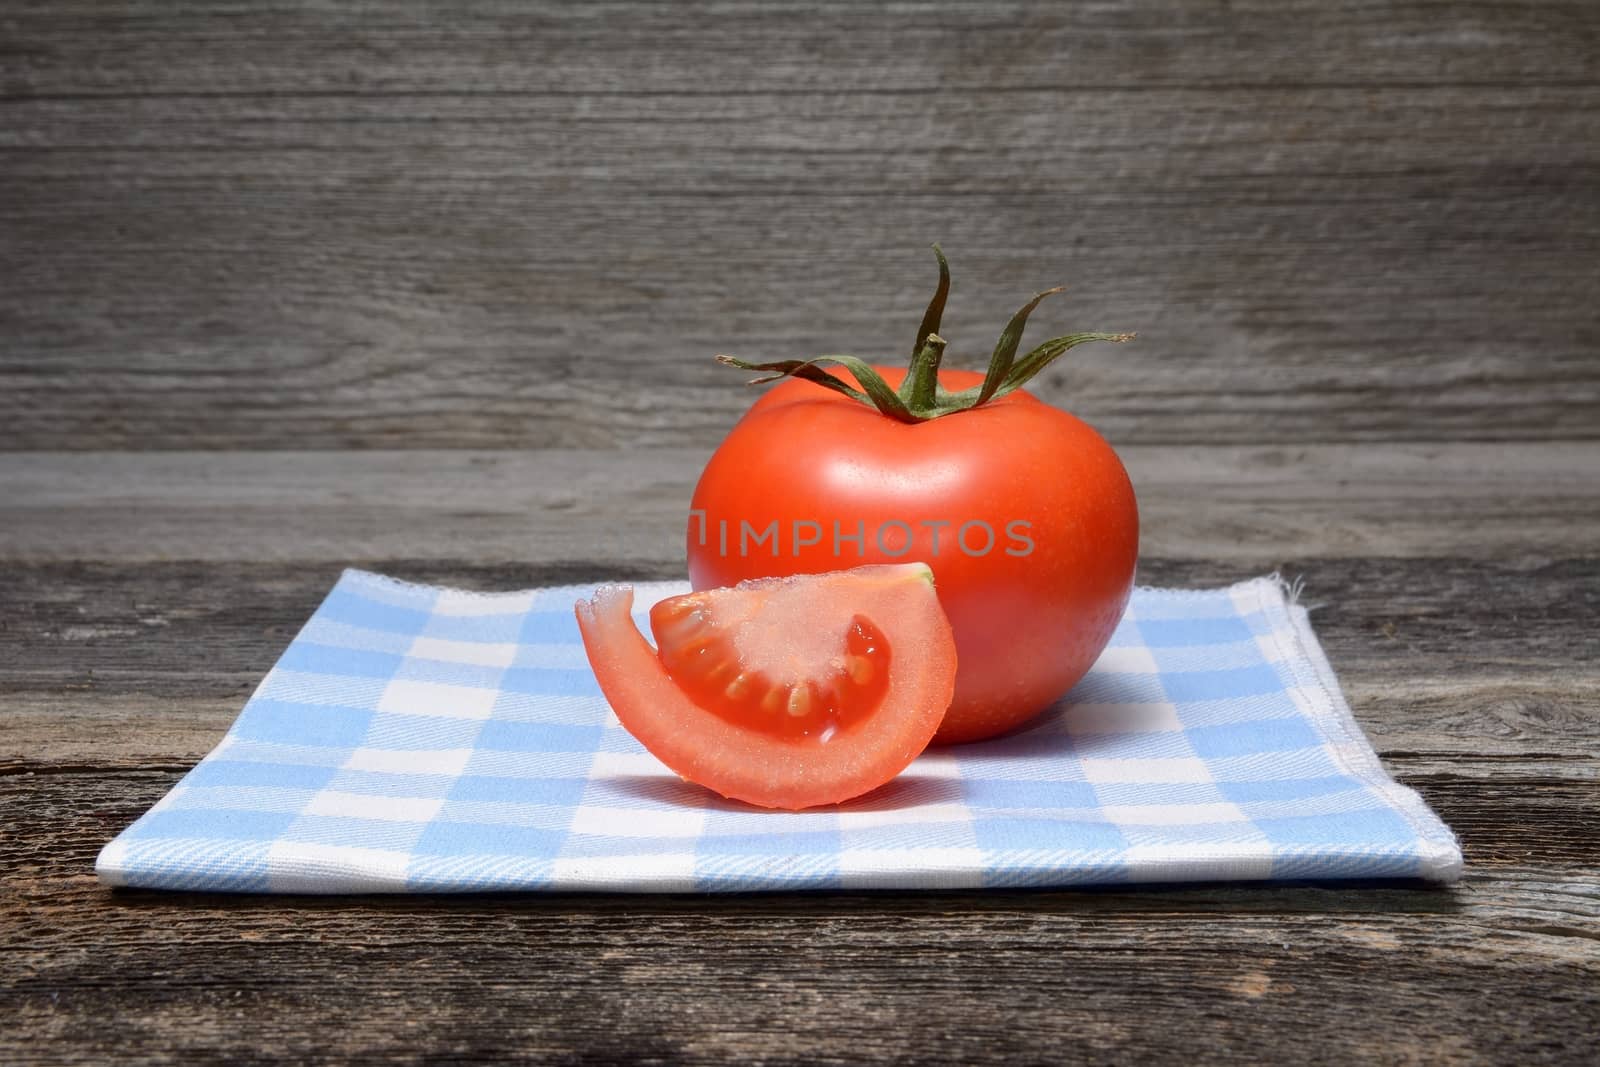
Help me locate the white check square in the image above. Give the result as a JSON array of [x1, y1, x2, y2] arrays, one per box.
[[587, 750, 674, 779], [407, 636, 519, 669], [432, 590, 537, 617], [1254, 629, 1292, 666], [1080, 757, 1215, 784], [553, 853, 697, 891], [302, 790, 445, 823], [568, 805, 707, 839], [1122, 841, 1275, 883], [378, 678, 498, 720], [1091, 645, 1161, 674], [837, 848, 987, 889], [267, 842, 412, 893], [905, 752, 965, 778]]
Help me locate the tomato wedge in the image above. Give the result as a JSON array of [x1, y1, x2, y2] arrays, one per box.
[[574, 563, 958, 810]]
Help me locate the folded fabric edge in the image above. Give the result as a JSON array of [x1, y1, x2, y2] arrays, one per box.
[[1258, 581, 1465, 884], [96, 843, 1454, 895]]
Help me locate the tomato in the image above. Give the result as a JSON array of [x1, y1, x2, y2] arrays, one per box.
[[574, 563, 957, 809], [692, 249, 1139, 743]]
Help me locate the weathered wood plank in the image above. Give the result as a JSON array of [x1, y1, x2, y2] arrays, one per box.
[[2, 6, 1597, 450], [3, 773, 1596, 1066], [3, 557, 1595, 770], [3, 182, 1594, 450], [5, 1, 1597, 95], [2, 556, 1594, 1059], [2, 6, 1597, 1060], [2, 445, 1597, 563], [10, 88, 1599, 179]]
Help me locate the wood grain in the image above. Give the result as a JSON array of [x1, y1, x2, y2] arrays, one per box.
[[3, 554, 1596, 766], [5, 768, 1600, 1055], [3, 770, 1597, 1066], [2, 546, 1595, 1063], [3, 444, 1598, 564], [8, 1, 1599, 95], [3, 3, 1598, 1061], [3, 2, 1598, 450]]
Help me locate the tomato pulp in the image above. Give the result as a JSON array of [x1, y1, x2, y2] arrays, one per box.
[[575, 563, 958, 809], [688, 364, 1138, 744]]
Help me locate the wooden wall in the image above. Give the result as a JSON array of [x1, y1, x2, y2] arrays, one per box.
[[3, 2, 1596, 450]]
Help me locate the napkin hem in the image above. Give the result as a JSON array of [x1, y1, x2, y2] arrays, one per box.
[[1253, 578, 1464, 883]]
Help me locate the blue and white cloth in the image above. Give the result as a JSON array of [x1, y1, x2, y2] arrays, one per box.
[[97, 570, 1462, 893]]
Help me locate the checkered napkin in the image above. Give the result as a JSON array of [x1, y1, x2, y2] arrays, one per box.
[[97, 569, 1462, 893]]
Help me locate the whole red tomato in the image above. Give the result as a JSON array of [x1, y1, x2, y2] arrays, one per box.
[[688, 250, 1139, 743]]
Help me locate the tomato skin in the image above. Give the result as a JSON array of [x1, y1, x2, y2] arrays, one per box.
[[576, 565, 957, 809], [689, 365, 1138, 744]]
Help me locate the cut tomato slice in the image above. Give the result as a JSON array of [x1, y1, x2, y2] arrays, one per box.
[[574, 563, 957, 810]]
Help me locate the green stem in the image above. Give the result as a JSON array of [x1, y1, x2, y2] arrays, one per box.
[[715, 248, 1135, 422], [899, 333, 948, 410]]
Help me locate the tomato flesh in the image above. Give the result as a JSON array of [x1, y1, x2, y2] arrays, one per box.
[[575, 563, 957, 810], [652, 592, 891, 744]]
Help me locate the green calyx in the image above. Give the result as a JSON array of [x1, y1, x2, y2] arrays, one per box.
[[716, 245, 1135, 423]]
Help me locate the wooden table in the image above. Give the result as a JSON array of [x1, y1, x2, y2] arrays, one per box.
[[4, 446, 1597, 1062], [4, 2, 1598, 1062]]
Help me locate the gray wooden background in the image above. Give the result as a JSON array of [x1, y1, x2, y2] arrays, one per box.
[[4, 1, 1597, 452], [6, 5, 1600, 1063]]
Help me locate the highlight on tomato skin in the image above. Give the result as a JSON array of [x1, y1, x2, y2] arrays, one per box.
[[574, 563, 958, 811]]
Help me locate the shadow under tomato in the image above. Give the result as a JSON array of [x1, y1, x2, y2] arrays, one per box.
[[595, 670, 1170, 814], [950, 669, 1180, 758], [597, 771, 967, 813]]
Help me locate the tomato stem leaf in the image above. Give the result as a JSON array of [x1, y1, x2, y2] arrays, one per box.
[[993, 332, 1136, 398], [716, 354, 917, 422], [714, 250, 1135, 421], [911, 244, 951, 359], [978, 287, 1065, 406]]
